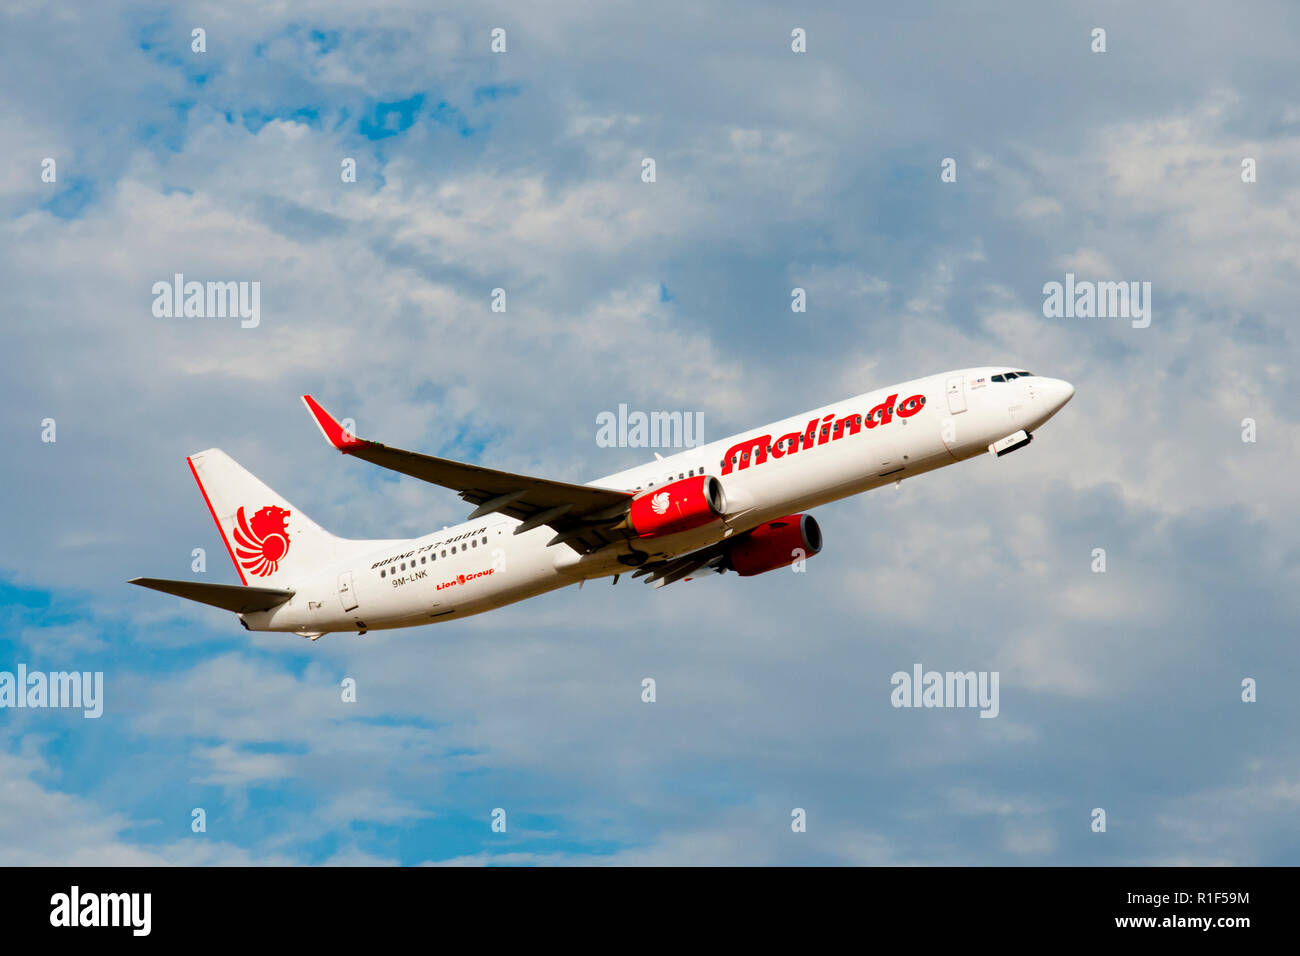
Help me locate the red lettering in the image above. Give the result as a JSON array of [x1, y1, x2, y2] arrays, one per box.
[[896, 394, 925, 418], [721, 435, 771, 476], [816, 413, 835, 446], [834, 413, 861, 439], [773, 431, 801, 458], [864, 393, 898, 429]]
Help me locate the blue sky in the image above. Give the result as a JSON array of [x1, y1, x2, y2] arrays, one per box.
[[0, 1, 1298, 864]]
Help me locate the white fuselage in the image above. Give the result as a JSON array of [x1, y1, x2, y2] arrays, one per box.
[[243, 367, 1073, 636]]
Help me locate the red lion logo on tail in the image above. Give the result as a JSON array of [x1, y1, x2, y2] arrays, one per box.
[[233, 505, 291, 577]]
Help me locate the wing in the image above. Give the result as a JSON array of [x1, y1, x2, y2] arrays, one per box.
[[302, 395, 634, 553], [128, 578, 295, 613]]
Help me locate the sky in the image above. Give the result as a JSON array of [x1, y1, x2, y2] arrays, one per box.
[[1, 0, 1298, 865]]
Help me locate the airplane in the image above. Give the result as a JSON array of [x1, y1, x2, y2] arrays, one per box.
[[130, 367, 1074, 639]]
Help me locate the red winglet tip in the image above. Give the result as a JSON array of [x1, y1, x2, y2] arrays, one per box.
[[301, 394, 362, 451]]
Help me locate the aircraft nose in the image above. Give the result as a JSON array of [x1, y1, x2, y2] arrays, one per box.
[[1041, 377, 1075, 413], [1054, 378, 1076, 408]]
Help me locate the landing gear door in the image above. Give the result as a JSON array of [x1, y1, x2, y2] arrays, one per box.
[[946, 375, 967, 414], [338, 571, 359, 612]]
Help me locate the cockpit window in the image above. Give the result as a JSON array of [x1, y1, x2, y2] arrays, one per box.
[[992, 374, 1005, 382]]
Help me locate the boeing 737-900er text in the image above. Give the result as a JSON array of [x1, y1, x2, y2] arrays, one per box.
[[130, 367, 1074, 639]]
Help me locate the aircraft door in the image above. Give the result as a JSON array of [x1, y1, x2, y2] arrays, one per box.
[[338, 571, 359, 612], [946, 375, 967, 414]]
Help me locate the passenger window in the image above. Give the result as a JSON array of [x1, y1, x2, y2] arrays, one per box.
[[380, 570, 386, 578], [420, 556, 426, 564], [471, 540, 477, 548], [441, 549, 446, 557]]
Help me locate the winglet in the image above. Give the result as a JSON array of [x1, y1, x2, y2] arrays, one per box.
[[301, 395, 367, 451]]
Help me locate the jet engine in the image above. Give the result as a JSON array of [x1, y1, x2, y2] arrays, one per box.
[[621, 475, 727, 538], [725, 513, 822, 576]]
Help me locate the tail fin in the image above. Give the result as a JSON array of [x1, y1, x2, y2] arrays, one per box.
[[188, 448, 346, 588]]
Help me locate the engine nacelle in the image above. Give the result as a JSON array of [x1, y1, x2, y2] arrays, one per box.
[[622, 475, 727, 538], [725, 513, 822, 576]]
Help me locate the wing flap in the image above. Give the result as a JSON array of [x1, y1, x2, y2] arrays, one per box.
[[634, 541, 730, 588]]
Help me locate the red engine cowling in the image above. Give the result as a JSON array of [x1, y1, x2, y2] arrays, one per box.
[[725, 513, 822, 576], [624, 475, 727, 538]]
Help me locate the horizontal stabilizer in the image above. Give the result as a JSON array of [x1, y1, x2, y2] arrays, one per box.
[[128, 578, 295, 614]]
